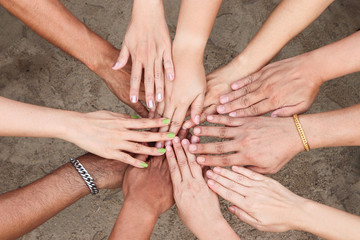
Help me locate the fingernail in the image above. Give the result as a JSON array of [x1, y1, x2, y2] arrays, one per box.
[[182, 139, 189, 145], [272, 114, 278, 118], [173, 137, 180, 143], [167, 133, 175, 138], [207, 115, 214, 121], [229, 206, 236, 213], [148, 100, 154, 108], [206, 170, 213, 177], [197, 156, 205, 163], [189, 144, 197, 151], [131, 115, 139, 119], [182, 124, 188, 130], [166, 145, 172, 151], [169, 73, 174, 81], [193, 127, 201, 135], [165, 140, 172, 146], [213, 167, 221, 173], [220, 95, 229, 104], [162, 119, 170, 124], [157, 93, 162, 101], [232, 166, 239, 171], [217, 105, 225, 113], [232, 83, 239, 90], [158, 148, 166, 154], [140, 162, 148, 168], [131, 95, 137, 103], [195, 115, 200, 124], [207, 179, 215, 186], [156, 142, 163, 148], [112, 61, 119, 69], [229, 112, 237, 117]]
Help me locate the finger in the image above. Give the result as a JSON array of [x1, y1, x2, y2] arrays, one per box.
[[183, 104, 217, 129], [218, 89, 264, 114], [129, 60, 143, 103], [154, 58, 164, 102], [231, 71, 261, 90], [212, 167, 256, 187], [169, 107, 188, 135], [120, 142, 166, 156], [163, 49, 174, 81], [189, 142, 235, 155], [220, 78, 262, 105], [207, 179, 243, 205], [182, 139, 202, 179], [128, 101, 149, 118], [178, 127, 189, 141], [206, 115, 246, 127], [241, 166, 271, 177], [192, 126, 234, 138], [196, 154, 251, 167], [156, 100, 166, 117], [126, 130, 175, 142], [271, 104, 307, 117], [123, 117, 171, 129], [112, 45, 130, 70], [173, 137, 193, 179], [144, 60, 155, 109], [191, 135, 200, 144], [166, 145, 182, 184], [228, 99, 272, 117], [206, 169, 250, 195], [111, 151, 148, 168], [229, 206, 259, 227], [191, 94, 205, 125]]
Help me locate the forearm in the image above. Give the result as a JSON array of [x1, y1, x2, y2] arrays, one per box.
[[294, 199, 360, 239], [306, 31, 360, 82], [173, 0, 222, 56], [108, 198, 158, 240], [0, 163, 89, 239], [235, 0, 334, 73], [299, 104, 360, 149], [0, 96, 75, 139], [0, 0, 117, 73]]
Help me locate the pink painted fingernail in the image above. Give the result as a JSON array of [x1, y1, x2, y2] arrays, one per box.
[[229, 112, 237, 117], [220, 95, 229, 104], [217, 105, 225, 113], [169, 73, 174, 81], [232, 83, 239, 90], [166, 145, 172, 151], [156, 142, 163, 148], [197, 156, 205, 163], [173, 137, 180, 143], [229, 206, 236, 213], [213, 167, 221, 173], [189, 144, 197, 151], [165, 140, 172, 146], [206, 170, 213, 177], [131, 95, 137, 103], [193, 127, 201, 135], [207, 179, 215, 186], [112, 62, 120, 69], [207, 115, 214, 121], [182, 139, 189, 145]]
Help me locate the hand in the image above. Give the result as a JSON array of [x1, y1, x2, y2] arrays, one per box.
[[77, 153, 128, 190], [189, 115, 303, 174], [112, 0, 174, 110], [165, 137, 236, 238], [159, 48, 206, 135], [122, 155, 174, 217], [64, 111, 175, 168], [217, 53, 323, 117], [206, 166, 307, 232]]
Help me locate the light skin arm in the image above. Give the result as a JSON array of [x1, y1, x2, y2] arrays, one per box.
[[218, 31, 360, 117], [186, 0, 334, 127], [189, 104, 360, 174], [206, 166, 360, 240], [158, 0, 222, 135], [0, 153, 128, 240], [0, 96, 176, 167], [0, 0, 149, 116]]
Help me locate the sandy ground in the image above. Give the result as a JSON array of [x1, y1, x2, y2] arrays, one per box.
[[0, 0, 360, 239]]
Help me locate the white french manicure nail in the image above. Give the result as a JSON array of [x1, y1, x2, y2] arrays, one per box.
[[169, 73, 174, 81], [229, 112, 237, 117], [112, 62, 119, 69], [148, 100, 154, 108], [131, 96, 137, 103], [157, 93, 162, 101]]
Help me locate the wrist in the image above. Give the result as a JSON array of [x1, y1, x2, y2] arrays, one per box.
[[124, 194, 162, 218], [291, 198, 318, 232], [173, 37, 206, 60]]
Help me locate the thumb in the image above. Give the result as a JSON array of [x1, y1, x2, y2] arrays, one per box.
[[271, 104, 308, 117], [113, 45, 130, 70], [191, 94, 205, 125]]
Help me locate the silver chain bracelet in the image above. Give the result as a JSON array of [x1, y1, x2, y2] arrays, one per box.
[[70, 158, 99, 195]]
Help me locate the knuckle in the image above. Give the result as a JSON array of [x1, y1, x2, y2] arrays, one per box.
[[164, 59, 173, 69], [218, 127, 228, 139], [139, 131, 150, 140], [145, 76, 154, 85], [155, 71, 162, 80], [240, 96, 250, 107], [169, 163, 179, 174], [171, 120, 182, 128], [248, 105, 259, 115], [221, 156, 231, 166], [225, 189, 233, 200], [215, 142, 225, 153], [243, 85, 251, 95]]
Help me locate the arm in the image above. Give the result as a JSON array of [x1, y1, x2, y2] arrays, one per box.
[[0, 0, 148, 116], [192, 0, 334, 127], [218, 31, 360, 117], [158, 0, 222, 134], [189, 104, 360, 174], [108, 156, 174, 239], [0, 97, 176, 167], [165, 137, 240, 239], [112, 0, 174, 109], [207, 166, 360, 240], [0, 153, 128, 239]]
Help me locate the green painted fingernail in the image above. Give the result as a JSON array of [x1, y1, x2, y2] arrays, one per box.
[[158, 148, 166, 153], [167, 133, 175, 138], [141, 162, 148, 168], [162, 118, 170, 124], [131, 115, 140, 119]]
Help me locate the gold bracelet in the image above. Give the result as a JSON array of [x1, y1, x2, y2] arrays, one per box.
[[292, 114, 310, 152]]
